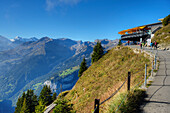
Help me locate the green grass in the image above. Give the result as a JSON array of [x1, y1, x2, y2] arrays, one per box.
[[8, 84, 13, 87], [65, 47, 152, 113], [5, 89, 13, 94], [32, 83, 43, 90], [59, 66, 79, 77], [153, 69, 157, 73], [147, 81, 153, 88]]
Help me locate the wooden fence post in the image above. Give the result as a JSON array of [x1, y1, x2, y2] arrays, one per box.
[[127, 72, 131, 91], [94, 99, 100, 113]]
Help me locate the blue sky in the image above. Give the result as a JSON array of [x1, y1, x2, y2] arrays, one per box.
[[0, 0, 170, 41]]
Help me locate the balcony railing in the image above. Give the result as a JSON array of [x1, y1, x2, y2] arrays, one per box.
[[121, 32, 149, 40]]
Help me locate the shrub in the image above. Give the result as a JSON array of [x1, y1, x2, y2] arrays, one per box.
[[53, 99, 74, 113]]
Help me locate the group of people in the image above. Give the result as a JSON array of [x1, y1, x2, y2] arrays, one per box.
[[150, 41, 157, 49], [139, 41, 157, 49]]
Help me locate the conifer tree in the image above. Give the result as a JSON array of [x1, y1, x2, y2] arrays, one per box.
[[52, 92, 57, 101], [118, 39, 122, 46], [91, 42, 104, 63], [39, 85, 52, 106], [35, 100, 45, 113], [20, 98, 29, 113], [78, 57, 88, 77], [53, 99, 73, 113], [15, 92, 26, 113], [25, 89, 38, 113], [15, 90, 38, 113]]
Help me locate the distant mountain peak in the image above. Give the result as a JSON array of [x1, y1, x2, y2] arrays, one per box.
[[30, 37, 38, 41], [58, 38, 75, 42], [39, 37, 52, 41], [59, 38, 68, 40], [10, 39, 15, 42], [12, 36, 38, 45], [14, 36, 22, 40]]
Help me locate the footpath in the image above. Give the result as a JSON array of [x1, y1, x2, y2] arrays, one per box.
[[130, 45, 170, 113], [142, 49, 170, 113]]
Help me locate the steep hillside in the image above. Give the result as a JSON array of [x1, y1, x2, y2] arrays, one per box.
[[65, 47, 152, 113], [152, 24, 170, 48]]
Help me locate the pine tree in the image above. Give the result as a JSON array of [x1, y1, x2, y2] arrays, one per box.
[[15, 97, 23, 113], [20, 98, 29, 113], [15, 89, 38, 113], [35, 100, 45, 113], [52, 92, 57, 101], [118, 39, 122, 46], [78, 57, 88, 77], [53, 99, 73, 113], [91, 42, 104, 63], [15, 92, 26, 113], [25, 89, 38, 113], [39, 85, 52, 106]]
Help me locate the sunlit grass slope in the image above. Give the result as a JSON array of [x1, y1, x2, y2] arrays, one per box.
[[65, 46, 152, 113], [152, 24, 170, 46]]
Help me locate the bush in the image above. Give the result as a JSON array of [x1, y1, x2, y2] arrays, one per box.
[[53, 99, 74, 113]]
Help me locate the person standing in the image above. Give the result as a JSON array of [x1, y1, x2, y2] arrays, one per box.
[[140, 42, 142, 49], [128, 40, 130, 45], [154, 41, 157, 49], [150, 42, 153, 50]]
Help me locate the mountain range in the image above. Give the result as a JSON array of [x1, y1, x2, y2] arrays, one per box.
[[0, 35, 118, 112]]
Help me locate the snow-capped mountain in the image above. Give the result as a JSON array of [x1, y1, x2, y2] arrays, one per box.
[[12, 36, 38, 44]]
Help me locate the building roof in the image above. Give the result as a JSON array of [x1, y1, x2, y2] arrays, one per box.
[[118, 26, 147, 35], [118, 22, 162, 35]]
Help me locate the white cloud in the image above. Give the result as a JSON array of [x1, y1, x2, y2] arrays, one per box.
[[46, 0, 82, 11]]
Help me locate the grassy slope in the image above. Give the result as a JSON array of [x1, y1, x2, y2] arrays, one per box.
[[152, 24, 170, 46], [65, 47, 152, 113]]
